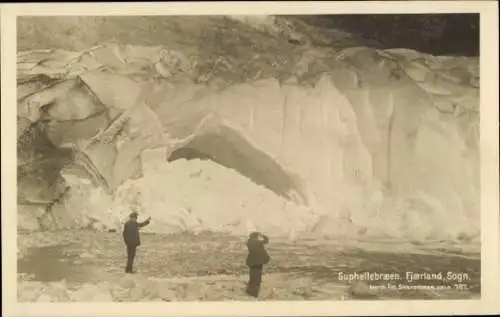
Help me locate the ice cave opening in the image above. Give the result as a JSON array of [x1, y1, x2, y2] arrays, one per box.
[[17, 121, 72, 205], [166, 126, 309, 206]]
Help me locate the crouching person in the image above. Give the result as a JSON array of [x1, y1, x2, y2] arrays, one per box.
[[245, 232, 270, 298], [123, 212, 151, 273]]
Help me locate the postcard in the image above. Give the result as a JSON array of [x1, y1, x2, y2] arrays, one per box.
[[1, 1, 499, 316]]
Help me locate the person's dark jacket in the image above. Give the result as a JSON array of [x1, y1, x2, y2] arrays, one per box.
[[246, 234, 270, 266], [123, 218, 150, 246]]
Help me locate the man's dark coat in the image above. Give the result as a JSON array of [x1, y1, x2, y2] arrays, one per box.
[[123, 218, 150, 246], [246, 234, 270, 266]]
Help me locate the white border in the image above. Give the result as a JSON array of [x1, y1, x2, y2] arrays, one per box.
[[2, 1, 499, 316]]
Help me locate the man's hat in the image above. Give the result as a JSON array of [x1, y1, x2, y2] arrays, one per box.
[[249, 231, 260, 239], [129, 212, 138, 219]]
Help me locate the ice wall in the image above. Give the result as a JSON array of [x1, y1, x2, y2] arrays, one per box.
[[16, 42, 479, 241]]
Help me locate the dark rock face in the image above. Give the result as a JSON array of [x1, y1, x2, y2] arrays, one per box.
[[17, 14, 479, 57], [294, 14, 480, 57]]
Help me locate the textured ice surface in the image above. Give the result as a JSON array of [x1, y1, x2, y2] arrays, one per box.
[[16, 17, 479, 242]]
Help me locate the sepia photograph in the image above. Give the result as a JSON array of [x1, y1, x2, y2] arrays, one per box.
[[2, 1, 500, 316]]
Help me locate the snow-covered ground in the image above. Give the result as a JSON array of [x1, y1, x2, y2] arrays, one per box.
[[17, 230, 480, 301]]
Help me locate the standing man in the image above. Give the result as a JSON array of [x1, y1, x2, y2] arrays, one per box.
[[123, 212, 151, 273], [245, 232, 271, 298]]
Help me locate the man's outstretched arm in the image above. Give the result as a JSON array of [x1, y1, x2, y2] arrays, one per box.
[[261, 234, 269, 244], [138, 217, 151, 228]]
